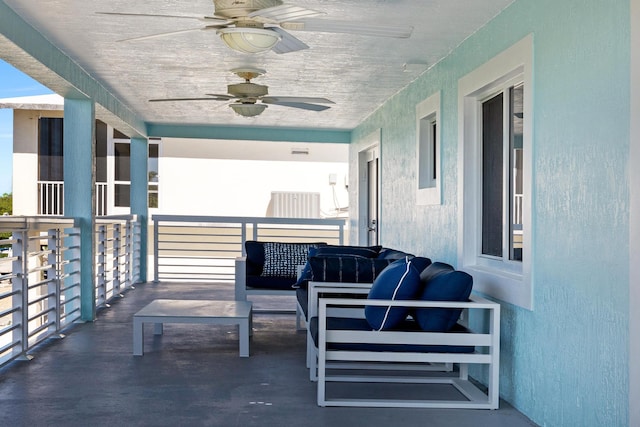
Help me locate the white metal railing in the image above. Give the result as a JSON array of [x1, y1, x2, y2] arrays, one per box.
[[37, 181, 109, 216], [0, 217, 81, 366], [96, 183, 108, 216], [37, 181, 64, 216], [152, 215, 347, 283], [95, 215, 141, 308], [0, 214, 142, 368]]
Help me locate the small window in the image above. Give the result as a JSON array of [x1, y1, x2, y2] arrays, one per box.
[[416, 91, 441, 205]]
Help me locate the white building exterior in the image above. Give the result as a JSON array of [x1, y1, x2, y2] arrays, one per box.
[[2, 94, 349, 219]]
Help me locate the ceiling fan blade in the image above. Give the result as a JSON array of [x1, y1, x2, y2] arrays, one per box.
[[281, 19, 413, 38], [269, 27, 309, 54], [96, 11, 232, 25], [261, 100, 331, 112], [204, 94, 235, 100], [117, 27, 215, 43], [149, 96, 230, 102], [249, 5, 325, 24], [262, 96, 334, 104]]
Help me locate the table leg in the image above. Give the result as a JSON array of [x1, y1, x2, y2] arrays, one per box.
[[238, 318, 250, 357], [133, 318, 143, 356]]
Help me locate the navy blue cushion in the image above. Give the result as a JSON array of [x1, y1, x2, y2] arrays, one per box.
[[309, 317, 474, 353], [246, 275, 297, 290], [244, 241, 325, 279], [419, 261, 455, 283], [244, 240, 266, 276], [414, 269, 473, 332], [364, 257, 422, 330], [307, 256, 394, 284], [377, 248, 413, 260], [408, 256, 433, 274], [314, 244, 382, 258], [293, 245, 382, 288]]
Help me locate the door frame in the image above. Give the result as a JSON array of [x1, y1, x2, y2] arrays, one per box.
[[357, 129, 381, 246]]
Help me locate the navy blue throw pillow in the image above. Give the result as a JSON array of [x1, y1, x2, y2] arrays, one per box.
[[414, 269, 473, 332], [364, 257, 422, 331]]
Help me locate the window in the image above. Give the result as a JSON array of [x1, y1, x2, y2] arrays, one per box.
[[114, 141, 130, 207], [416, 92, 441, 205], [480, 84, 524, 262], [458, 35, 533, 309], [148, 143, 159, 208], [38, 118, 64, 181], [114, 138, 160, 208], [38, 117, 64, 215]]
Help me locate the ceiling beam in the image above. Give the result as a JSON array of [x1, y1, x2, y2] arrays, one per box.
[[146, 123, 352, 144]]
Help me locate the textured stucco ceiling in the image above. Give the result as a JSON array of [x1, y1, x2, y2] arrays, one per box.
[[1, 0, 514, 131]]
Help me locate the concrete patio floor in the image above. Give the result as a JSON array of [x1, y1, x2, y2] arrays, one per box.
[[0, 282, 538, 427]]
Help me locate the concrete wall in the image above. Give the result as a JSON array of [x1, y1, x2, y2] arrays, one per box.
[[351, 0, 630, 425]]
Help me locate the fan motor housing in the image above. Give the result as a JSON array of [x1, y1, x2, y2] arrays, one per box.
[[214, 0, 282, 19], [228, 82, 268, 98]]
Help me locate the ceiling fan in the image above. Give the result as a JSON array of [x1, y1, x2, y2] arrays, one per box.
[[148, 67, 335, 117], [98, 0, 413, 54]]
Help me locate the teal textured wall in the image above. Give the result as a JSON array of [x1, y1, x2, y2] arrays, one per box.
[[351, 1, 630, 425]]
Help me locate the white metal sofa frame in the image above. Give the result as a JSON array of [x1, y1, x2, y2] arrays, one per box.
[[315, 295, 501, 409], [235, 257, 305, 328], [304, 281, 453, 381]]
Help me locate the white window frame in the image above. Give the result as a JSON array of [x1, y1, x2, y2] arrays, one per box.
[[111, 138, 161, 211], [457, 34, 533, 310], [416, 91, 441, 205]]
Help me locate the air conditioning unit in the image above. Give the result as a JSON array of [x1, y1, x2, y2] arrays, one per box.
[[266, 191, 320, 218]]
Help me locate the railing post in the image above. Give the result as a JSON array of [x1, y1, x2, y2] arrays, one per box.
[[12, 230, 32, 361], [47, 228, 61, 335], [153, 218, 159, 283], [96, 224, 106, 308], [113, 223, 122, 296], [134, 217, 141, 284], [65, 226, 82, 320], [124, 219, 132, 289]]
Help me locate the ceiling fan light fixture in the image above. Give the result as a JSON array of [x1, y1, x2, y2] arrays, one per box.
[[229, 103, 268, 117], [218, 27, 281, 53]]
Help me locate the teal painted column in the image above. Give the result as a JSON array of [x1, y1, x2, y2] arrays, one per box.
[[63, 98, 96, 321], [130, 137, 148, 282]]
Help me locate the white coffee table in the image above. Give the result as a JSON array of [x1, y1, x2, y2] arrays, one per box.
[[133, 299, 253, 357]]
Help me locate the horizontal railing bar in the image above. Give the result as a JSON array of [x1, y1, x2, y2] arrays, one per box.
[[0, 337, 21, 354], [0, 305, 20, 317], [0, 289, 20, 299], [27, 279, 55, 291], [28, 292, 55, 306], [28, 319, 55, 337]]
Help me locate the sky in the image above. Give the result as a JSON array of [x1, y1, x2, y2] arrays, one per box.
[[0, 59, 53, 195]]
